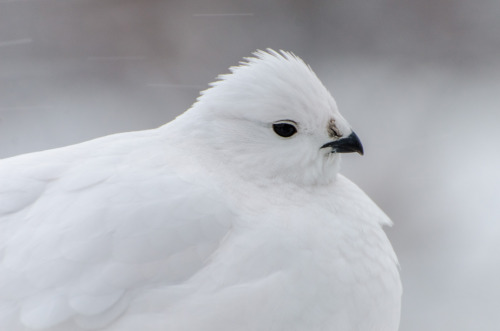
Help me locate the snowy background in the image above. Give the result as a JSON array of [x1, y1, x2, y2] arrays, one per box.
[[1, 1, 499, 330]]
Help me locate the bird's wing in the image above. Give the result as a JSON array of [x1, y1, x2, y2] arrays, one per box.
[[0, 131, 234, 330]]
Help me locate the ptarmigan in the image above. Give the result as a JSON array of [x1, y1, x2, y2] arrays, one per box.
[[0, 50, 402, 331]]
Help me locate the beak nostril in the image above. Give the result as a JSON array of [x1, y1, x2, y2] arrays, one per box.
[[327, 118, 342, 138]]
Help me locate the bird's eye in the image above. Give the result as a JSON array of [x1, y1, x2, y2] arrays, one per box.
[[272, 121, 298, 138]]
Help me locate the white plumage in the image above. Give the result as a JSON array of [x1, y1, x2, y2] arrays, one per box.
[[0, 50, 401, 331]]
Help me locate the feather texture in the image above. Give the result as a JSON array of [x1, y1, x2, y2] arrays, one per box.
[[0, 50, 401, 330]]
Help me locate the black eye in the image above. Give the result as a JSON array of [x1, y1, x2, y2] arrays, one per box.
[[273, 122, 297, 138]]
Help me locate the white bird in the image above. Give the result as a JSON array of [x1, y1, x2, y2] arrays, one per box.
[[0, 50, 401, 331]]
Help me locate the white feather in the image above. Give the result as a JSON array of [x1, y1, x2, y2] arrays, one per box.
[[0, 50, 401, 330]]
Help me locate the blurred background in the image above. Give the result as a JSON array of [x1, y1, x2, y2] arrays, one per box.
[[1, 0, 499, 329]]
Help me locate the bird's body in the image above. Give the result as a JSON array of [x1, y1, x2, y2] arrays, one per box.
[[0, 50, 401, 330]]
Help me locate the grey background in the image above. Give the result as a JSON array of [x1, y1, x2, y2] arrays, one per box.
[[1, 1, 499, 330]]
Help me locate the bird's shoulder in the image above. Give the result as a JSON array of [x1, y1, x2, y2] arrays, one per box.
[[0, 128, 236, 330]]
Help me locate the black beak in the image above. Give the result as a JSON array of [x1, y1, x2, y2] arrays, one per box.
[[321, 131, 364, 155]]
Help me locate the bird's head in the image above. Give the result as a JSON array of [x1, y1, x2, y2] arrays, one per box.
[[181, 50, 363, 186]]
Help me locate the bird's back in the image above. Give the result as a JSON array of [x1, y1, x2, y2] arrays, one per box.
[[0, 128, 234, 330]]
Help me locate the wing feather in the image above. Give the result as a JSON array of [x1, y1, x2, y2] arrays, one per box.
[[0, 131, 233, 330]]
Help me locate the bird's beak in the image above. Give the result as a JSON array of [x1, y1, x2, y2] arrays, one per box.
[[321, 131, 364, 155]]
